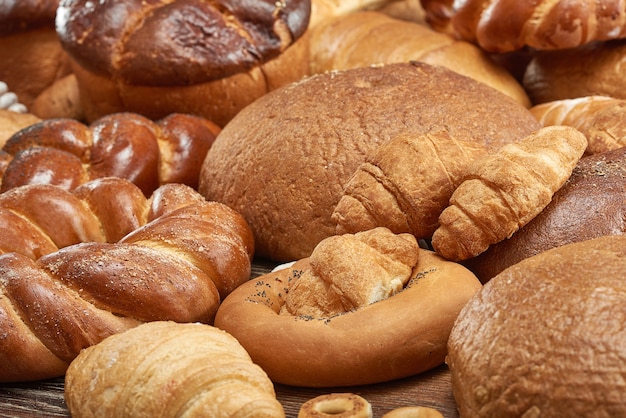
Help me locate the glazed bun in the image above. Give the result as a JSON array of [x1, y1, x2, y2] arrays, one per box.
[[199, 62, 541, 262], [55, 0, 311, 126], [447, 235, 626, 417]]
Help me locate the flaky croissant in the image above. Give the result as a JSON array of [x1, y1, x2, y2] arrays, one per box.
[[431, 126, 587, 262], [0, 111, 220, 195], [0, 177, 254, 382], [530, 96, 626, 155], [420, 0, 626, 52], [332, 129, 488, 239], [64, 321, 285, 418]]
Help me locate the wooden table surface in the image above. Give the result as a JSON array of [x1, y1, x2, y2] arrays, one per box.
[[0, 260, 461, 418]]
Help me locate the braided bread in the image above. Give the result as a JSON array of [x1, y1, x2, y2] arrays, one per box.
[[420, 0, 626, 52], [0, 177, 254, 382], [0, 112, 220, 195]]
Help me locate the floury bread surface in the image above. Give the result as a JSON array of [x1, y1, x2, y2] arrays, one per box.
[[199, 62, 541, 262]]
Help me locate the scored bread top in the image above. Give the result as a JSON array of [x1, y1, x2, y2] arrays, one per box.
[[55, 0, 311, 86]]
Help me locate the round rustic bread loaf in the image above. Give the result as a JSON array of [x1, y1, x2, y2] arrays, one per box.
[[199, 61, 542, 262], [447, 235, 626, 417], [464, 146, 626, 282]]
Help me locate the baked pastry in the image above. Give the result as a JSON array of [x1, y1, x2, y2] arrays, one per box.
[[215, 227, 481, 387], [419, 0, 626, 52], [308, 10, 530, 106], [530, 95, 626, 155], [0, 112, 220, 195], [199, 62, 542, 262], [55, 0, 312, 126], [0, 177, 254, 382], [0, 109, 40, 148], [447, 235, 626, 417], [298, 393, 373, 418], [523, 40, 626, 104], [463, 146, 626, 282], [65, 321, 284, 418], [332, 128, 488, 239], [432, 125, 587, 262], [0, 0, 73, 110]]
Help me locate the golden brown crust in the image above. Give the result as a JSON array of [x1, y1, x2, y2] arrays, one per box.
[[214, 246, 481, 387], [431, 126, 587, 261], [0, 110, 41, 148], [199, 62, 541, 262], [298, 393, 373, 418], [447, 235, 626, 417], [463, 146, 626, 282], [64, 321, 285, 418], [0, 178, 254, 382], [0, 112, 220, 195], [421, 0, 626, 52]]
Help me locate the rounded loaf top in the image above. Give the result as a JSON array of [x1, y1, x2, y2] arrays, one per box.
[[199, 61, 542, 262], [0, 0, 59, 36], [55, 0, 311, 86]]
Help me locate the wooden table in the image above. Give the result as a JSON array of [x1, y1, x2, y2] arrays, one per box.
[[0, 260, 461, 418]]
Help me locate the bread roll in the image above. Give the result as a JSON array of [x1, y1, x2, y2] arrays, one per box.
[[447, 235, 626, 417], [65, 321, 284, 418], [463, 146, 626, 282], [0, 112, 220, 195], [199, 62, 541, 262], [523, 40, 626, 104], [0, 0, 72, 110], [55, 0, 311, 126], [0, 178, 254, 382], [215, 227, 481, 387], [0, 109, 40, 148], [420, 0, 626, 53]]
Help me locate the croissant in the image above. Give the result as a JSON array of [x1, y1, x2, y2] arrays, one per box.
[[64, 321, 285, 418], [530, 96, 626, 155], [332, 129, 489, 239], [419, 0, 626, 52], [309, 10, 530, 106], [0, 111, 220, 195], [0, 177, 254, 382], [431, 126, 588, 262]]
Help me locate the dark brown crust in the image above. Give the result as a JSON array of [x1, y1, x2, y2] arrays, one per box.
[[55, 0, 311, 85], [0, 0, 59, 36]]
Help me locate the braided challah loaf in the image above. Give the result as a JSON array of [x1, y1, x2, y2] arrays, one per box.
[[0, 177, 254, 382], [0, 112, 220, 195], [420, 0, 626, 52]]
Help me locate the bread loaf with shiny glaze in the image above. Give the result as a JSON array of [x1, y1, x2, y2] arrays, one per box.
[[0, 112, 220, 195], [0, 177, 254, 382]]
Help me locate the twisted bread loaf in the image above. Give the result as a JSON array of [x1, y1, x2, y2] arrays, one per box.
[[432, 126, 587, 262], [530, 96, 626, 155], [0, 177, 254, 382], [0, 112, 220, 195], [65, 321, 284, 418], [420, 0, 626, 52]]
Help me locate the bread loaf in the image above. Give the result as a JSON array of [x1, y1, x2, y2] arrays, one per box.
[[0, 109, 41, 148], [420, 0, 626, 52], [309, 10, 530, 106], [215, 227, 481, 387], [447, 235, 626, 417], [55, 0, 312, 126], [65, 321, 284, 418], [199, 62, 541, 262], [523, 40, 626, 104], [530, 95, 626, 155], [0, 177, 254, 382], [464, 146, 626, 282], [431, 126, 587, 262], [0, 112, 220, 195]]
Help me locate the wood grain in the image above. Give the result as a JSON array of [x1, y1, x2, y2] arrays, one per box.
[[0, 259, 460, 417]]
